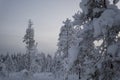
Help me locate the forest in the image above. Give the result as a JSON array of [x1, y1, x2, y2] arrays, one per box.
[[0, 0, 120, 80]]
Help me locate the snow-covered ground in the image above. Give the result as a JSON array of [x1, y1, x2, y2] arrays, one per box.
[[0, 72, 54, 80], [0, 71, 79, 80]]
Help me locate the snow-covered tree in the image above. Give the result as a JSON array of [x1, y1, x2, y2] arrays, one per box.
[[0, 61, 7, 77], [35, 52, 47, 72], [23, 19, 37, 73], [4, 55, 15, 74], [53, 51, 64, 78], [23, 19, 35, 52], [60, 0, 120, 80], [92, 1, 120, 79], [57, 18, 75, 58], [75, 0, 120, 80], [46, 54, 53, 72]]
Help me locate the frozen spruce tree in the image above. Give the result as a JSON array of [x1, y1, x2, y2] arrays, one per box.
[[53, 51, 65, 78], [57, 18, 75, 58], [91, 0, 120, 80], [63, 0, 104, 79], [4, 55, 15, 76], [62, 0, 120, 80], [46, 54, 53, 72], [23, 19, 38, 74], [77, 0, 120, 80], [57, 18, 77, 79], [37, 52, 46, 72], [74, 0, 108, 80]]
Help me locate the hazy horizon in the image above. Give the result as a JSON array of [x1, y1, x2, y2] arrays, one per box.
[[0, 0, 80, 55]]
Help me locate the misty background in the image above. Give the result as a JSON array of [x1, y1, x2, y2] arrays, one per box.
[[0, 0, 79, 55]]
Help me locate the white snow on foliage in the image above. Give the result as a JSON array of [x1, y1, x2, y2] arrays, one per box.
[[68, 46, 79, 65], [79, 0, 89, 15], [63, 46, 79, 71], [93, 8, 120, 37]]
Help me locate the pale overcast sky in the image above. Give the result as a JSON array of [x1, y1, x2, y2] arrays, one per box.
[[0, 0, 80, 55]]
